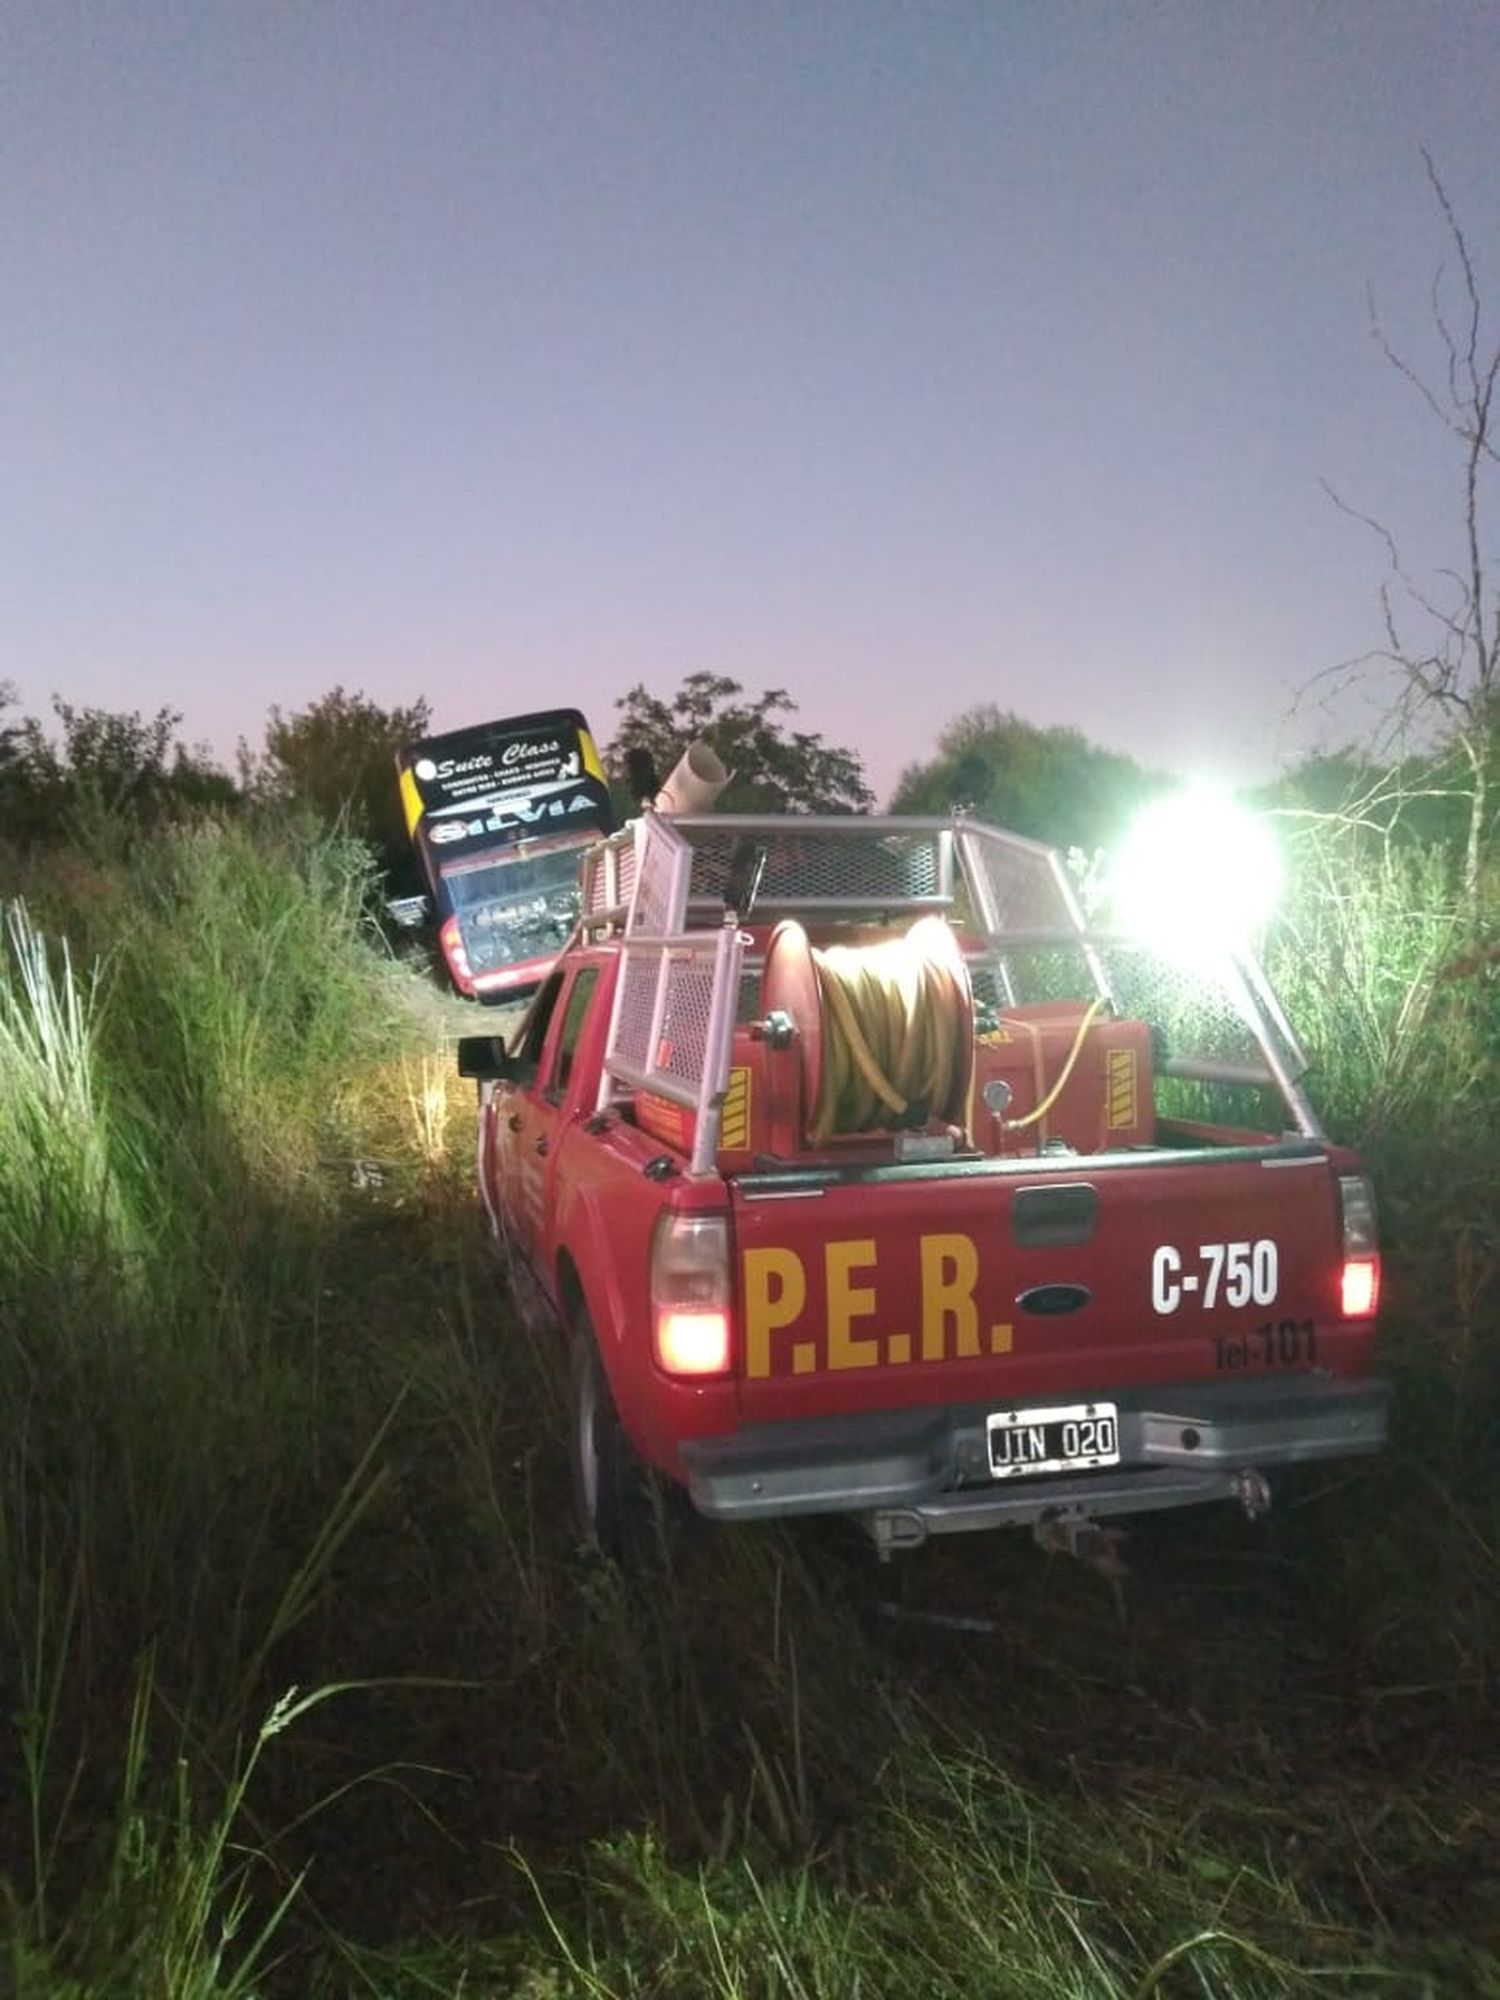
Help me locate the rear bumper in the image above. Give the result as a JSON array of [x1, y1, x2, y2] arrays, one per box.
[[678, 1374, 1388, 1544]]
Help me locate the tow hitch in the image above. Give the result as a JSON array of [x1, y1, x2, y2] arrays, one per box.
[[861, 1461, 1279, 1564]]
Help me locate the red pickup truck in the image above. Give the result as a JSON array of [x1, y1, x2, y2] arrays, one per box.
[[459, 808, 1386, 1561]]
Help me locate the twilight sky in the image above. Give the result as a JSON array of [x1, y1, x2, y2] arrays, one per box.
[[4, 3, 1497, 804]]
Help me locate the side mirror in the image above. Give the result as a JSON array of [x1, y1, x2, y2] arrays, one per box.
[[457, 1035, 517, 1082], [386, 893, 434, 931]]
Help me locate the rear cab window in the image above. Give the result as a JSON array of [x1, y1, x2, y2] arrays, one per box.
[[546, 967, 601, 1102]]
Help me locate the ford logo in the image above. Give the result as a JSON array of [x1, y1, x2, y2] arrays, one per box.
[[1017, 1283, 1091, 1317]]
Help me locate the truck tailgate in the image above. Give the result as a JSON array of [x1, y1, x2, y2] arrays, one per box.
[[731, 1144, 1366, 1424]]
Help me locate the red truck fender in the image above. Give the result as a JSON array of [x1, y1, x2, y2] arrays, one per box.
[[553, 1179, 636, 1377], [551, 1145, 740, 1476]]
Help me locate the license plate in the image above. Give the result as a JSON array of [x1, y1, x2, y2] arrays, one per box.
[[987, 1401, 1120, 1479]]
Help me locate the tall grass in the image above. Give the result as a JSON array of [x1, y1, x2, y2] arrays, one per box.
[[1267, 823, 1491, 1141], [0, 815, 454, 1990], [1267, 815, 1499, 1425], [0, 900, 129, 1283]]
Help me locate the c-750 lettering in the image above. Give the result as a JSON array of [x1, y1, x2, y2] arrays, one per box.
[[1152, 1240, 1278, 1314]]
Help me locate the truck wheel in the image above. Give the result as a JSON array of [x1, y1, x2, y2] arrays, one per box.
[[569, 1318, 651, 1563]]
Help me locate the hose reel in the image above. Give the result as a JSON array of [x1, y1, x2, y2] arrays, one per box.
[[760, 918, 974, 1143]]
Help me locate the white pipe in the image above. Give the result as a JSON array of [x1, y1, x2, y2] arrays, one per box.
[[657, 739, 729, 814]]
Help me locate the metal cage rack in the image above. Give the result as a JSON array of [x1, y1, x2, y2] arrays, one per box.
[[578, 812, 1318, 1177]]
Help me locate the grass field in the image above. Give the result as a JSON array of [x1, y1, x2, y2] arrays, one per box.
[[1, 813, 1496, 1997]]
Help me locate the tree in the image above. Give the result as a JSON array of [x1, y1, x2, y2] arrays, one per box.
[[244, 686, 430, 879], [0, 693, 235, 840], [1316, 153, 1499, 913], [890, 706, 1163, 853], [0, 681, 21, 776], [0, 682, 24, 838], [606, 673, 874, 815], [1259, 741, 1477, 858]]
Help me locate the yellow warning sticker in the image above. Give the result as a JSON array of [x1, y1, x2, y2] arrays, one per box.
[[1106, 1047, 1138, 1130], [720, 1065, 752, 1150]]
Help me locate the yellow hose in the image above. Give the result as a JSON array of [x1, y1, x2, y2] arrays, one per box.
[[998, 998, 1107, 1132], [808, 930, 970, 1142]]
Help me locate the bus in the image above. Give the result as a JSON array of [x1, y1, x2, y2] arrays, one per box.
[[395, 708, 616, 1002]]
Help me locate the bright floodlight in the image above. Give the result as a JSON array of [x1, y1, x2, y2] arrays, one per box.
[[1109, 787, 1283, 960]]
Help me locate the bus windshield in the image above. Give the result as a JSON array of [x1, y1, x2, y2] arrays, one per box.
[[440, 839, 588, 974], [396, 707, 615, 1000]]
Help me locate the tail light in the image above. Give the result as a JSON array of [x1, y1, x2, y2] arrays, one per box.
[[1338, 1175, 1381, 1319], [651, 1212, 733, 1376]]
